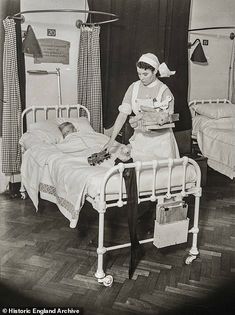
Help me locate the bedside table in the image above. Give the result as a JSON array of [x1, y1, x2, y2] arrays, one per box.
[[185, 153, 208, 186]]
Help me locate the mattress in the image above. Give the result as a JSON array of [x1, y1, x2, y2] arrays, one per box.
[[192, 116, 235, 178], [192, 116, 209, 138], [21, 131, 197, 228]]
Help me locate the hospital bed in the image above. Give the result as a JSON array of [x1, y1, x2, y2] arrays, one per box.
[[189, 99, 235, 179], [20, 104, 202, 286]]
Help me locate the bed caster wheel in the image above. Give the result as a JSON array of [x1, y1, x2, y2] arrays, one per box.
[[98, 275, 113, 287], [21, 192, 28, 200], [185, 255, 197, 265]]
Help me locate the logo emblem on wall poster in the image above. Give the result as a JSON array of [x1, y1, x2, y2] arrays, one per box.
[[35, 38, 70, 64]]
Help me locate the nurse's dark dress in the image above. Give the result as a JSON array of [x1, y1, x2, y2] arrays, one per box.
[[118, 79, 179, 161]]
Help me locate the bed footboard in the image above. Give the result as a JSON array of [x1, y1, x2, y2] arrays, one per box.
[[92, 157, 201, 286]]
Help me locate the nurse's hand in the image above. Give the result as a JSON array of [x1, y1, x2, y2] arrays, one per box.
[[102, 139, 114, 153], [129, 114, 143, 129], [129, 116, 139, 128]]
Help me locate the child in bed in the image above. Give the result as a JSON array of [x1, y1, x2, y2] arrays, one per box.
[[58, 121, 132, 164], [58, 122, 77, 139]]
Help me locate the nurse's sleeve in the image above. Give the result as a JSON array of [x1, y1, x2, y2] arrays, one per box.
[[118, 84, 134, 115], [163, 87, 175, 114]]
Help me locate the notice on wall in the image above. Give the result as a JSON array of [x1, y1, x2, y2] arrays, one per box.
[[35, 38, 70, 64]]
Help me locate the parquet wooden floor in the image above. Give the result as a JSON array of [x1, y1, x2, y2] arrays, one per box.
[[0, 168, 235, 315]]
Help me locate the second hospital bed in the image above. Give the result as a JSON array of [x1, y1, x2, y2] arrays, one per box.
[[20, 104, 202, 286], [189, 99, 235, 179]]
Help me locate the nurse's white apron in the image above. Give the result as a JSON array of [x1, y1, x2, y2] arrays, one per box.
[[129, 81, 179, 162]]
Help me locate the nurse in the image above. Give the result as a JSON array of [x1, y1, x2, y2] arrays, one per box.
[[104, 53, 179, 161]]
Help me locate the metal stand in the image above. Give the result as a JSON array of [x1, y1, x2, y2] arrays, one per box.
[[27, 68, 62, 105]]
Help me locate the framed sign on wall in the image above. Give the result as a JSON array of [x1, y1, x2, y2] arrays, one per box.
[[35, 38, 70, 64]]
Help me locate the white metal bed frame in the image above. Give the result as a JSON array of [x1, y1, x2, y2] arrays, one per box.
[[189, 98, 232, 139], [20, 104, 202, 286], [189, 98, 231, 107], [189, 98, 235, 179]]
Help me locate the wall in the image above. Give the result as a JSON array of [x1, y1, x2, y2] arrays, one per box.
[[21, 0, 88, 108], [188, 0, 235, 101]]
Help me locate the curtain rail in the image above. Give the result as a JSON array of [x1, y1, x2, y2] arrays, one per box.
[[9, 9, 119, 26], [188, 26, 235, 32]]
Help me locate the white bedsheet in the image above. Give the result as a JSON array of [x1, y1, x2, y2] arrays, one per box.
[[21, 131, 197, 228], [192, 116, 235, 178]]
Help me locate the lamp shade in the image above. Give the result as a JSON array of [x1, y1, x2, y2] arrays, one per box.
[[22, 25, 42, 58], [190, 42, 207, 63]]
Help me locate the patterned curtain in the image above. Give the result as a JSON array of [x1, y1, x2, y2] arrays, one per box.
[[2, 18, 22, 174], [77, 26, 103, 133], [231, 42, 235, 103]]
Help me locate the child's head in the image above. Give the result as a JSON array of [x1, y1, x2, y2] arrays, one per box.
[[58, 122, 77, 138]]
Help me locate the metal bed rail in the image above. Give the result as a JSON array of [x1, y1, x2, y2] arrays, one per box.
[[94, 156, 202, 285], [21, 104, 90, 135], [20, 104, 202, 287], [189, 98, 231, 107]]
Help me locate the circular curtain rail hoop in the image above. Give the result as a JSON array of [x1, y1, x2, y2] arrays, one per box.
[[12, 9, 119, 26]]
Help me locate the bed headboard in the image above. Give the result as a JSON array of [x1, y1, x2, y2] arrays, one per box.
[[189, 98, 231, 107], [188, 98, 231, 117], [21, 104, 90, 133]]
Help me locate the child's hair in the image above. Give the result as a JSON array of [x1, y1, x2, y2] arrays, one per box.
[[58, 122, 76, 132]]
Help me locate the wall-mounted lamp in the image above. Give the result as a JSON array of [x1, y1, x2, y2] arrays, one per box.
[[188, 39, 208, 64], [22, 25, 42, 58]]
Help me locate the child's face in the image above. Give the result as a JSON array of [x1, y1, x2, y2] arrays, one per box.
[[62, 125, 75, 138]]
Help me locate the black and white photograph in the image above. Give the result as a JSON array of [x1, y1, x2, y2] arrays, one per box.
[[0, 0, 234, 314]]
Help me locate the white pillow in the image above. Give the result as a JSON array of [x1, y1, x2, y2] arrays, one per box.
[[192, 103, 235, 119], [19, 130, 54, 149], [27, 117, 94, 145], [29, 119, 62, 144]]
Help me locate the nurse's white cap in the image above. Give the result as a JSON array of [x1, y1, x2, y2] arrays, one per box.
[[138, 53, 176, 77], [138, 53, 160, 70]]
